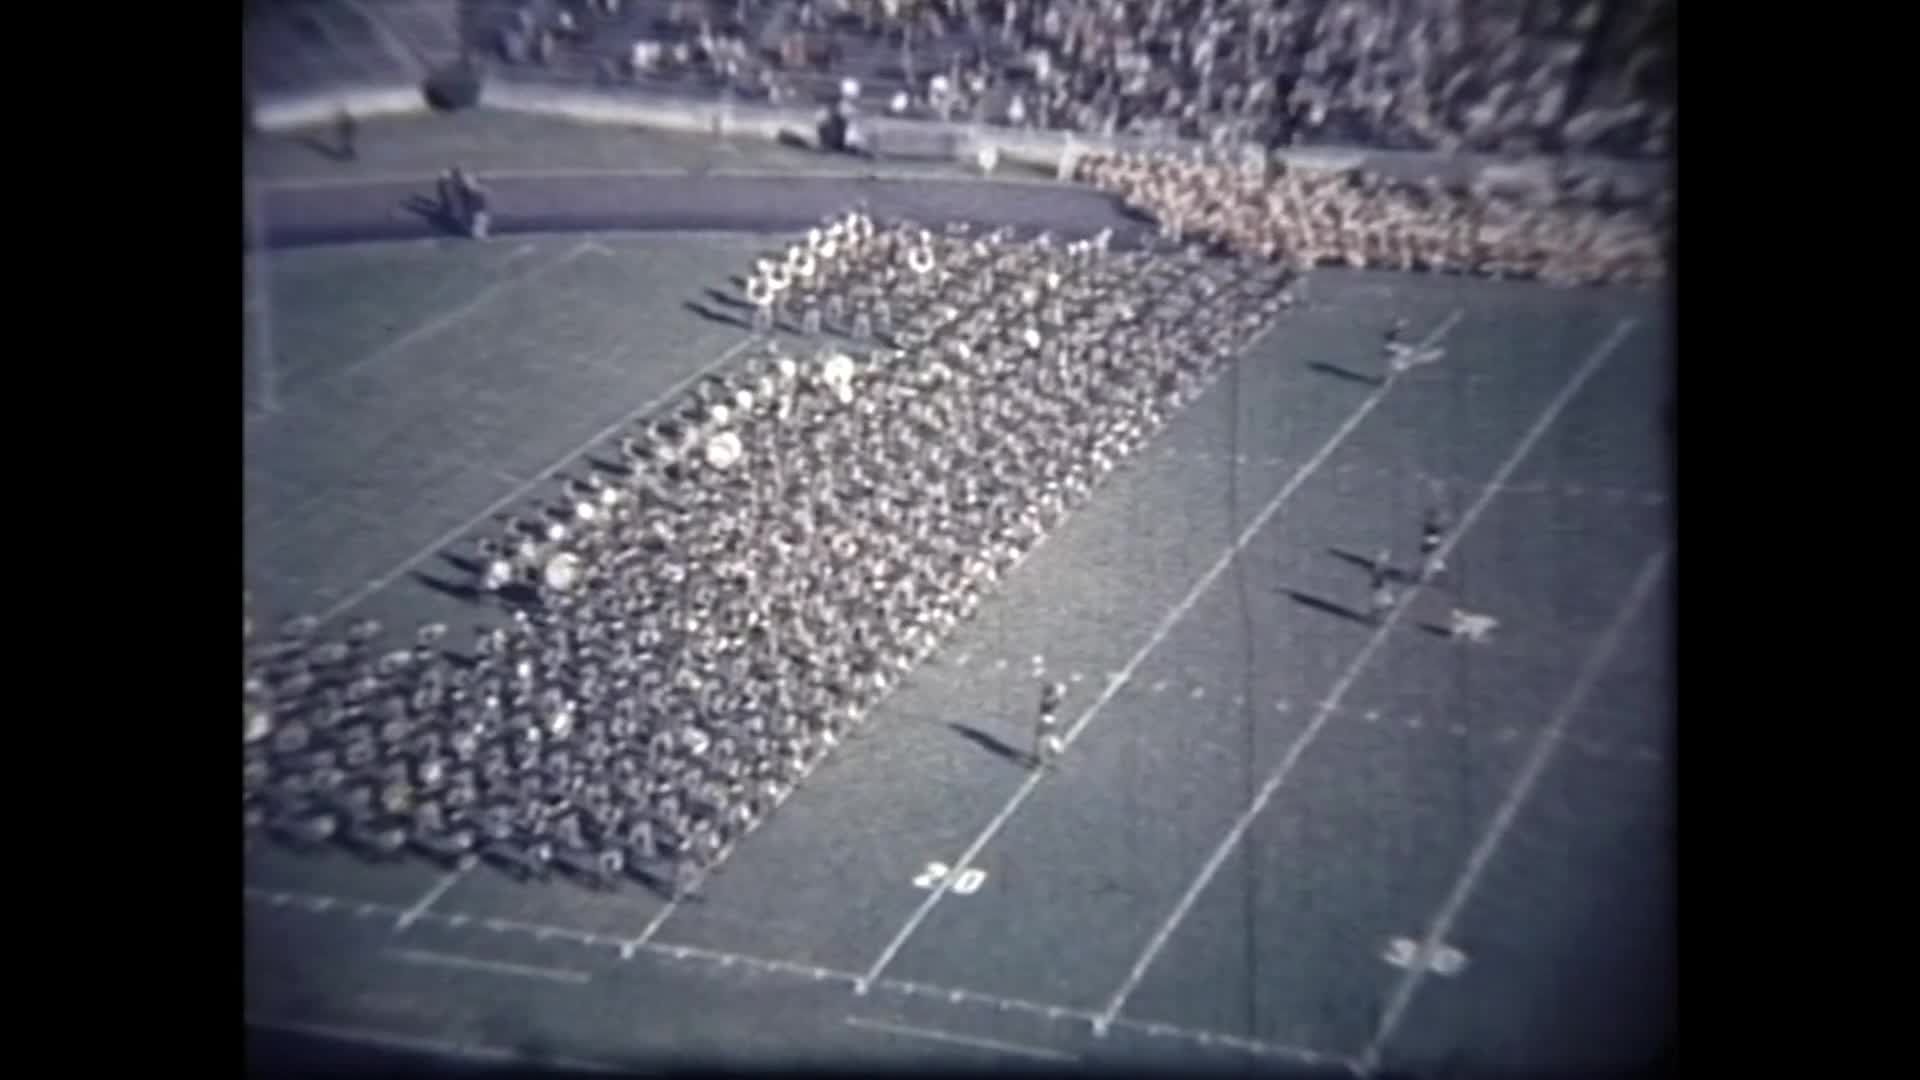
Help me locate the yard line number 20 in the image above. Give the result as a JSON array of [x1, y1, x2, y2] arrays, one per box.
[[912, 862, 988, 895]]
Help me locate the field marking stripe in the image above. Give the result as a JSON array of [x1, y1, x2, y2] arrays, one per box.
[[853, 307, 1465, 991], [629, 262, 1306, 952], [309, 332, 758, 627], [246, 1016, 624, 1072], [394, 868, 467, 931], [1095, 316, 1638, 1031], [385, 946, 592, 984], [623, 890, 685, 952], [844, 1017, 1077, 1062], [319, 241, 597, 387], [1359, 542, 1672, 1074], [243, 885, 1343, 1065]]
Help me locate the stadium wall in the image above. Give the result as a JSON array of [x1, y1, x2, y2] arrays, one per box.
[[251, 84, 432, 133], [249, 81, 1664, 195]]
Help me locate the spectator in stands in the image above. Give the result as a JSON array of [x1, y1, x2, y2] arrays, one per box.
[[1073, 149, 1666, 287], [499, 0, 1672, 162]]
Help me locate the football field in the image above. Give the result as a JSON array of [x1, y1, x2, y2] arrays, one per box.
[[245, 218, 1672, 1075]]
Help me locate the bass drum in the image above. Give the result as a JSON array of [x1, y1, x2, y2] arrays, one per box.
[[543, 552, 583, 593]]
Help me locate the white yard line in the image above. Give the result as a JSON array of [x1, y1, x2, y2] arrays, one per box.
[[320, 241, 602, 387], [385, 946, 593, 985], [626, 261, 1306, 956], [246, 884, 1348, 1068], [393, 869, 466, 932], [843, 1016, 1078, 1063], [1093, 317, 1639, 1035], [621, 892, 689, 956], [852, 308, 1467, 994], [310, 333, 758, 627], [1357, 543, 1672, 1075]]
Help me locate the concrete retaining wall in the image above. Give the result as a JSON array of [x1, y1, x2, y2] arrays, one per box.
[[250, 80, 1665, 192], [479, 83, 1373, 176], [251, 84, 432, 133]]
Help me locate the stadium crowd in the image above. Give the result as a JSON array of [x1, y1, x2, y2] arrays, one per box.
[[244, 212, 1297, 891], [1077, 149, 1667, 285], [482, 0, 1672, 160]]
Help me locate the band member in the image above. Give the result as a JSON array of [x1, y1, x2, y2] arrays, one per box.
[[465, 175, 491, 239], [1421, 506, 1450, 558], [1034, 679, 1066, 768], [439, 166, 488, 238], [1369, 576, 1399, 624]]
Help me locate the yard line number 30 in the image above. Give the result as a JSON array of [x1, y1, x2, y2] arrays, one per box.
[[912, 862, 988, 895]]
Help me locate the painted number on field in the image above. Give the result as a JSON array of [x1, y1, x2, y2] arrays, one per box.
[[1382, 937, 1468, 977], [912, 862, 988, 895]]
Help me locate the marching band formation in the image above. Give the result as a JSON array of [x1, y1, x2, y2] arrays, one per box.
[[244, 110, 1651, 887], [1077, 150, 1667, 287], [244, 211, 1302, 892]]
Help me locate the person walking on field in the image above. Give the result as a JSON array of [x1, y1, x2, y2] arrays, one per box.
[[1033, 679, 1066, 769]]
